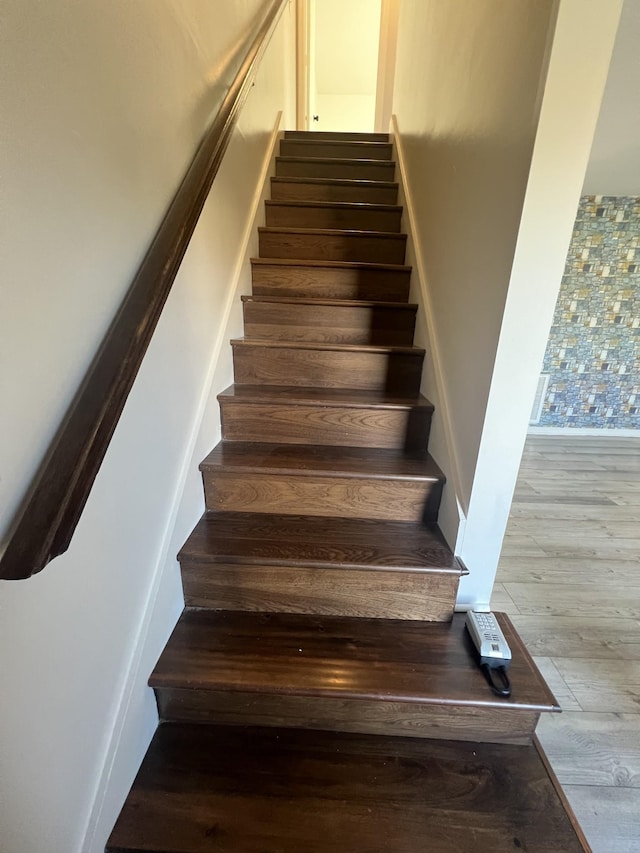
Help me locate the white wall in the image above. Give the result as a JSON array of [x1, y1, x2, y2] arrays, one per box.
[[458, 0, 622, 605], [0, 2, 295, 851], [392, 0, 558, 536], [391, 0, 622, 606], [583, 0, 640, 195], [312, 0, 381, 131]]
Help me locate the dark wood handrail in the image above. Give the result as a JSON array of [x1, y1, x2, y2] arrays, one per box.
[[0, 0, 287, 581]]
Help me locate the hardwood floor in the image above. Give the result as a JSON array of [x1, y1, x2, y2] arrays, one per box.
[[107, 725, 586, 853], [492, 434, 640, 853]]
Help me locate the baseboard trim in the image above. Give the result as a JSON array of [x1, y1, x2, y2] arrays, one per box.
[[528, 426, 639, 437], [80, 111, 283, 853]]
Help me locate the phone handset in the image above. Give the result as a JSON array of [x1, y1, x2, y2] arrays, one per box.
[[465, 611, 512, 698]]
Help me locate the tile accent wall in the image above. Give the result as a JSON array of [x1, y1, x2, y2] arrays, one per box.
[[538, 195, 640, 429]]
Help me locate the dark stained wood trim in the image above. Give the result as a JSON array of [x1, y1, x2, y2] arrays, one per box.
[[0, 0, 287, 581], [533, 734, 593, 853]]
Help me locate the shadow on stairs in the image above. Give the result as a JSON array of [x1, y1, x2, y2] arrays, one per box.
[[107, 130, 587, 853]]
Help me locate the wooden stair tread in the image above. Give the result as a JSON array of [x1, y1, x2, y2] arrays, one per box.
[[179, 512, 462, 575], [179, 511, 458, 572], [259, 225, 405, 240], [272, 175, 399, 189], [281, 139, 392, 152], [265, 199, 402, 213], [230, 337, 424, 356], [242, 294, 417, 309], [179, 514, 460, 621], [251, 256, 411, 272], [218, 383, 434, 409], [150, 611, 559, 712], [276, 155, 396, 167], [200, 441, 444, 482], [285, 129, 390, 141], [107, 724, 584, 853]]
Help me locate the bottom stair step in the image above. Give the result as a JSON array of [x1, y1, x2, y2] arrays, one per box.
[[107, 723, 586, 853], [150, 611, 559, 744]]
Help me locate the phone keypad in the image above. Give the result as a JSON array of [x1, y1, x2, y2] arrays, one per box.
[[475, 613, 500, 642]]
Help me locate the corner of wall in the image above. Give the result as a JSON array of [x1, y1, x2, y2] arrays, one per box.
[[389, 116, 466, 552]]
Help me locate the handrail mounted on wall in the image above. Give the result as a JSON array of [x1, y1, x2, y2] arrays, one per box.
[[0, 0, 287, 581]]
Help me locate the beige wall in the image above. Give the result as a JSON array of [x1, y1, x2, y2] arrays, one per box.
[[583, 0, 640, 195], [392, 0, 622, 605], [392, 0, 557, 511], [0, 2, 294, 851]]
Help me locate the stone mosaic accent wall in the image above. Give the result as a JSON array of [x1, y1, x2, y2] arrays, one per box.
[[538, 195, 640, 429]]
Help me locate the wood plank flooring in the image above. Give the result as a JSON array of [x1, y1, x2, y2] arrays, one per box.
[[106, 724, 586, 853], [492, 434, 640, 853]]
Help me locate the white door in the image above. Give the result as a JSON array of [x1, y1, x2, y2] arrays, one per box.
[[305, 0, 382, 132]]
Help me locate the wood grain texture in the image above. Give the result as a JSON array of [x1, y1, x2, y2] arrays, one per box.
[[0, 0, 288, 581], [494, 435, 640, 851], [178, 511, 458, 571], [561, 785, 640, 853], [495, 555, 640, 584], [219, 387, 433, 449], [217, 479, 432, 520], [200, 440, 444, 481], [258, 226, 407, 264], [250, 257, 411, 301], [180, 510, 461, 618], [265, 199, 402, 232], [231, 339, 424, 394], [201, 442, 444, 521], [182, 562, 459, 620], [270, 176, 399, 204], [533, 735, 595, 853], [536, 712, 640, 788], [530, 657, 583, 712], [489, 582, 521, 615], [157, 689, 539, 743], [107, 724, 585, 853], [242, 296, 417, 345], [150, 611, 559, 712], [503, 582, 640, 619], [279, 139, 393, 160], [510, 615, 640, 660], [276, 155, 396, 181], [551, 658, 640, 713], [205, 472, 441, 521]]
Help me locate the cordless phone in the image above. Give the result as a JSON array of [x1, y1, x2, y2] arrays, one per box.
[[465, 611, 512, 698]]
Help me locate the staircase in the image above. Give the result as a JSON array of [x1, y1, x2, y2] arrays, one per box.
[[107, 132, 586, 852]]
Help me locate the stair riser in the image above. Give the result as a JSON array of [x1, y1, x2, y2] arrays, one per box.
[[280, 140, 393, 160], [276, 158, 395, 181], [203, 471, 442, 522], [265, 202, 402, 233], [219, 401, 432, 450], [155, 688, 539, 745], [243, 301, 416, 346], [251, 261, 411, 302], [181, 563, 458, 620], [284, 130, 390, 142], [232, 344, 423, 394], [259, 229, 406, 264], [271, 178, 398, 205]]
